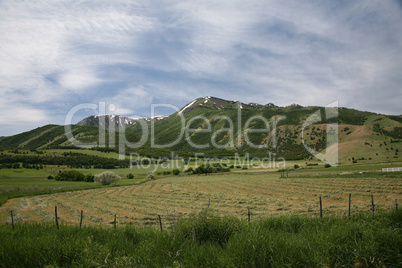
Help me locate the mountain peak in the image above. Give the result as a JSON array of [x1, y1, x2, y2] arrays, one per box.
[[176, 96, 242, 116], [77, 115, 138, 129], [77, 114, 168, 129], [176, 96, 278, 116]]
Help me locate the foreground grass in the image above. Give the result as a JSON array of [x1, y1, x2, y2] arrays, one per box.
[[0, 210, 401, 267]]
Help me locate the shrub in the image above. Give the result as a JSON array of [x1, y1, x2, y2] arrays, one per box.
[[127, 173, 134, 179], [84, 174, 94, 182], [185, 167, 194, 173], [47, 175, 54, 180], [147, 172, 155, 180], [94, 171, 121, 185], [294, 164, 300, 169], [172, 169, 180, 175], [193, 164, 230, 174], [55, 170, 85, 181], [324, 164, 331, 168]]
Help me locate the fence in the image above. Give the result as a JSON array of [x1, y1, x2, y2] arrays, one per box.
[[8, 195, 399, 231], [382, 167, 402, 172]]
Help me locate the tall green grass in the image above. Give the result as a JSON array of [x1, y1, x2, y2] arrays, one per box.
[[0, 210, 401, 267]]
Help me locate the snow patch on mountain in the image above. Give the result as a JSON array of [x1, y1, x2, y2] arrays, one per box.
[[177, 99, 197, 116]]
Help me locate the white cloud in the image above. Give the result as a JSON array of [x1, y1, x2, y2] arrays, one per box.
[[58, 70, 102, 92], [0, 0, 401, 135]]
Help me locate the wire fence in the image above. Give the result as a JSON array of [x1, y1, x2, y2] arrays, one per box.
[[8, 195, 399, 231]]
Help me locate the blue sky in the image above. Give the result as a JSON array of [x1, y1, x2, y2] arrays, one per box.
[[0, 0, 401, 136]]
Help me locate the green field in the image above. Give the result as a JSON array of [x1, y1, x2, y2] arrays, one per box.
[[1, 163, 401, 227], [1, 157, 402, 266], [0, 210, 401, 267]]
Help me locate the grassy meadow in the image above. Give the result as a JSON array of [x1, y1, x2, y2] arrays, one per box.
[[1, 163, 401, 227], [1, 150, 401, 267]]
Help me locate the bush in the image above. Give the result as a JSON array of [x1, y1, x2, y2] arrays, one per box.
[[193, 164, 230, 174], [172, 169, 180, 175], [147, 172, 155, 180], [324, 164, 331, 168], [84, 174, 94, 182], [127, 173, 134, 179], [294, 164, 300, 169], [94, 171, 121, 185], [185, 167, 194, 173], [47, 175, 54, 180], [55, 170, 85, 181]]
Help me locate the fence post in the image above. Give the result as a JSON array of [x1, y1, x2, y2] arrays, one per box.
[[114, 214, 117, 229], [348, 193, 351, 219], [205, 198, 210, 215], [371, 195, 375, 218], [396, 199, 398, 210], [191, 221, 196, 242], [319, 196, 322, 218], [158, 215, 163, 232], [10, 210, 14, 230], [55, 206, 59, 230], [248, 208, 251, 224], [80, 210, 83, 228]]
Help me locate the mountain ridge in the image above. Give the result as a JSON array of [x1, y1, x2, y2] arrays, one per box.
[[0, 96, 400, 164], [77, 114, 168, 129]]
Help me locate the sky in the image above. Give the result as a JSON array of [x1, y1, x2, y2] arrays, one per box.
[[1, 0, 402, 136]]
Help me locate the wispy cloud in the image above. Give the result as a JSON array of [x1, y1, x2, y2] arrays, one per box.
[[0, 0, 401, 135]]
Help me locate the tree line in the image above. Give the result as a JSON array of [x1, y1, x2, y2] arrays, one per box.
[[0, 154, 129, 169]]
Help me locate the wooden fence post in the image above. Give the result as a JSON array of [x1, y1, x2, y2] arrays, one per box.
[[191, 221, 196, 242], [114, 214, 117, 229], [55, 206, 59, 230], [80, 210, 83, 228], [158, 215, 163, 232], [396, 199, 398, 210], [348, 193, 351, 219], [205, 198, 210, 215], [10, 210, 14, 230], [371, 195, 375, 218], [319, 196, 322, 218], [248, 208, 251, 224]]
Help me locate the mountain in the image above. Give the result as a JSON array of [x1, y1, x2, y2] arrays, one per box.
[[77, 115, 138, 128], [0, 96, 401, 164], [0, 125, 100, 150], [176, 96, 279, 115], [77, 115, 168, 129], [122, 96, 402, 163]]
